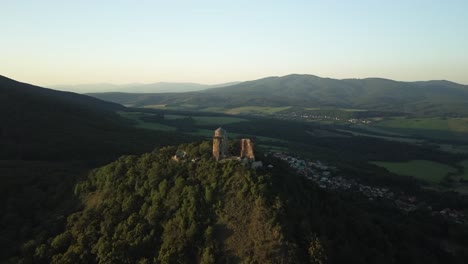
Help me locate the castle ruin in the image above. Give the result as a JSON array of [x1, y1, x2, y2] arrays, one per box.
[[240, 138, 255, 160], [212, 128, 255, 161], [212, 127, 228, 160]]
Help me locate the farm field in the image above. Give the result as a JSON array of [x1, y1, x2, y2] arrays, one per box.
[[224, 106, 291, 115], [458, 160, 468, 180], [371, 117, 468, 141], [372, 160, 457, 184], [304, 107, 367, 112], [118, 111, 177, 131], [208, 116, 247, 125], [374, 117, 468, 132], [165, 114, 247, 125]]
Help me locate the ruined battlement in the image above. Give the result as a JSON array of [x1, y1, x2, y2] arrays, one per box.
[[212, 128, 255, 161], [240, 138, 255, 160]]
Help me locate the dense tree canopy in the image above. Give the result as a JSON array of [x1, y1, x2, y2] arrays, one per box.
[[8, 142, 467, 264]]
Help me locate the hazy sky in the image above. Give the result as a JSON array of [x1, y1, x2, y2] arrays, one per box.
[[1, 0, 468, 86]]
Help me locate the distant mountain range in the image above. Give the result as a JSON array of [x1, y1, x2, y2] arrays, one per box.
[[51, 81, 240, 93], [89, 74, 468, 116]]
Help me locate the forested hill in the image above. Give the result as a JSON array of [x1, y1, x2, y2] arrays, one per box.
[[21, 142, 468, 263], [89, 74, 468, 116], [0, 75, 123, 112], [0, 76, 194, 262], [0, 75, 187, 161]]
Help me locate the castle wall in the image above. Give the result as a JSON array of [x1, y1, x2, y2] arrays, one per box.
[[240, 139, 255, 160]]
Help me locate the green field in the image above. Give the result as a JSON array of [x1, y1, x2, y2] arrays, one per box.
[[118, 111, 177, 131], [458, 160, 468, 180], [192, 116, 247, 125], [143, 104, 167, 109], [438, 144, 468, 154], [305, 107, 367, 112], [375, 117, 468, 132], [372, 160, 457, 184], [165, 114, 247, 125], [372, 117, 468, 141], [224, 106, 291, 115]]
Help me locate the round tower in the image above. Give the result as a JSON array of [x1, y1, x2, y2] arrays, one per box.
[[213, 127, 228, 160]]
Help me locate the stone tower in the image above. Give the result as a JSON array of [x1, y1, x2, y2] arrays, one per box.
[[240, 138, 255, 160], [213, 127, 228, 160]]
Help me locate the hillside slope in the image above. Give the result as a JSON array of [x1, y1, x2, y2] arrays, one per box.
[[0, 76, 194, 262], [18, 143, 468, 264], [0, 75, 188, 161], [89, 74, 468, 116]]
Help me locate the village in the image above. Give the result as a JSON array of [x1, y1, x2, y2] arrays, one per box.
[[274, 111, 373, 124], [270, 151, 467, 225], [172, 127, 467, 225]]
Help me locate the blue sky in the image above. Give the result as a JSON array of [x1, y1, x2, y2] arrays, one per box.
[[1, 0, 467, 85]]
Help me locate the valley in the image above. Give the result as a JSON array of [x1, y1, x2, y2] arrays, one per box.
[[114, 106, 468, 194], [4, 1, 468, 262], [2, 75, 468, 263]]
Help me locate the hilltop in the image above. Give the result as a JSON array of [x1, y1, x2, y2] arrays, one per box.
[[16, 142, 468, 263], [89, 74, 468, 116]]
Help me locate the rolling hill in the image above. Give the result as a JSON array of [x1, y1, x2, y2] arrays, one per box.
[[20, 143, 468, 263], [51, 81, 240, 94], [89, 74, 468, 116], [0, 75, 193, 261], [0, 75, 188, 161], [2, 75, 468, 263]]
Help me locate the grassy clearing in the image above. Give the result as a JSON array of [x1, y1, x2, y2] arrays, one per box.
[[134, 122, 176, 131], [201, 107, 226, 112], [372, 160, 457, 184], [338, 129, 423, 144], [187, 129, 213, 137], [438, 144, 468, 154], [353, 125, 407, 136], [118, 111, 177, 131], [165, 114, 247, 125], [192, 116, 247, 125], [304, 107, 367, 112], [164, 114, 186, 120], [143, 104, 167, 109], [225, 106, 291, 115], [372, 117, 468, 141], [375, 117, 468, 132], [459, 160, 468, 180]]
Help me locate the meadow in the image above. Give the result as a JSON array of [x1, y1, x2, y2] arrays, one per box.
[[165, 114, 247, 125], [224, 106, 291, 115], [371, 117, 468, 141], [372, 160, 457, 184], [457, 159, 468, 180], [118, 111, 177, 131]]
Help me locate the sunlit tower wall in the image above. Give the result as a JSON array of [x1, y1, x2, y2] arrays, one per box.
[[213, 127, 228, 160], [240, 138, 255, 160]]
